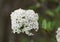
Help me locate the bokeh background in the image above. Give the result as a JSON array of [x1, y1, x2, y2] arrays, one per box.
[[0, 0, 60, 42]]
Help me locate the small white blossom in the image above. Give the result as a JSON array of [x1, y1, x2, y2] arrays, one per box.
[[56, 27, 60, 42], [10, 8, 39, 36]]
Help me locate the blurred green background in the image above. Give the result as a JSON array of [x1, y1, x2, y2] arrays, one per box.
[[0, 0, 60, 42]]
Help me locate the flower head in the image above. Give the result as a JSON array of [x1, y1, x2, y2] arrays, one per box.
[[56, 27, 60, 42], [10, 8, 39, 36]]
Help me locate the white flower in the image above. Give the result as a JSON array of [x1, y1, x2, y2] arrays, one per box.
[[10, 8, 39, 36], [56, 27, 60, 42]]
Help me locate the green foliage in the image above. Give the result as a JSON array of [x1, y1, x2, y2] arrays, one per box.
[[46, 10, 54, 17], [42, 19, 47, 30], [47, 21, 56, 31], [51, 21, 56, 28], [30, 40, 34, 42], [49, 37, 57, 42], [39, 37, 47, 42], [55, 6, 60, 13], [42, 19, 56, 31], [47, 21, 51, 30], [27, 2, 40, 10], [20, 37, 29, 42], [18, 37, 29, 42], [40, 0, 46, 3]]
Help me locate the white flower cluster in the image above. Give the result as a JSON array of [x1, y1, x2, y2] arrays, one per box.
[[10, 8, 39, 36], [56, 27, 60, 42]]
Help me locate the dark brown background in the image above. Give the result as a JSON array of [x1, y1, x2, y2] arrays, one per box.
[[0, 0, 60, 42]]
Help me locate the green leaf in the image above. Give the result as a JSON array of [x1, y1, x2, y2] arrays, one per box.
[[42, 19, 47, 30], [20, 38, 29, 42], [55, 6, 60, 13], [47, 21, 56, 31], [27, 2, 40, 10], [42, 19, 56, 31], [47, 21, 51, 31], [51, 21, 56, 28], [46, 10, 54, 17]]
